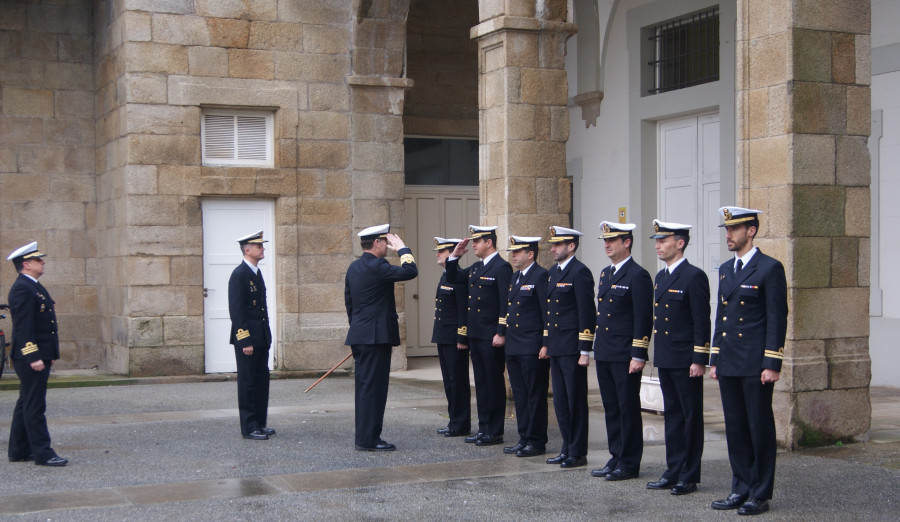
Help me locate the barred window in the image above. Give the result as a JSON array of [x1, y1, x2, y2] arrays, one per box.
[[201, 109, 274, 167], [647, 7, 719, 95]]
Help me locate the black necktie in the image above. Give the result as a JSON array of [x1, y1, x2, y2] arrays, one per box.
[[515, 272, 521, 286], [610, 265, 616, 276], [735, 259, 743, 273], [662, 267, 669, 281]]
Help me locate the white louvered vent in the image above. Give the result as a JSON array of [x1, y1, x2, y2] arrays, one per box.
[[201, 110, 273, 167]]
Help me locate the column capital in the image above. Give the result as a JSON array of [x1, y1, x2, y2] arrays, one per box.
[[470, 16, 576, 40]]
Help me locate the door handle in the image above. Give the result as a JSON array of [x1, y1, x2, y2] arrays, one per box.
[[203, 288, 214, 298], [413, 294, 418, 299]]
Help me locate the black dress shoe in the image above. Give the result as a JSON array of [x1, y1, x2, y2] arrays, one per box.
[[671, 482, 698, 495], [546, 453, 568, 464], [243, 430, 268, 440], [444, 428, 469, 437], [38, 456, 68, 467], [355, 441, 397, 452], [476, 434, 503, 446], [516, 445, 545, 457], [605, 468, 638, 481], [591, 466, 613, 478], [8, 454, 34, 463], [646, 476, 676, 490], [711, 493, 748, 510], [503, 442, 525, 454], [260, 427, 276, 436], [560, 456, 587, 468], [464, 433, 483, 443], [437, 427, 449, 435], [737, 498, 769, 515]]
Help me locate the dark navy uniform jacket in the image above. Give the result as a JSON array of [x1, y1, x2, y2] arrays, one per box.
[[593, 258, 653, 362], [504, 263, 549, 356], [445, 254, 512, 341], [8, 274, 59, 363], [652, 260, 711, 368], [431, 271, 468, 346], [710, 250, 787, 376], [344, 247, 418, 346], [229, 262, 272, 350], [543, 257, 596, 356]]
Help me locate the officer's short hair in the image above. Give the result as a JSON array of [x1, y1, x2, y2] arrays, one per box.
[[521, 245, 539, 257], [675, 234, 690, 252], [13, 258, 25, 273], [361, 238, 377, 250], [475, 233, 497, 249]]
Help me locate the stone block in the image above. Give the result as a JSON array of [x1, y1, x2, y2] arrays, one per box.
[[298, 111, 350, 140], [0, 147, 15, 172], [855, 34, 871, 86], [48, 258, 86, 285], [518, 68, 568, 105], [309, 83, 350, 111], [792, 134, 834, 184], [278, 0, 350, 25], [351, 171, 404, 199], [831, 237, 858, 287], [295, 169, 322, 196], [323, 171, 351, 197], [0, 3, 26, 31], [844, 187, 870, 237], [297, 141, 350, 169], [276, 52, 350, 83], [159, 165, 201, 196], [126, 164, 158, 194], [188, 46, 228, 77], [767, 83, 790, 135], [747, 135, 790, 187], [129, 316, 163, 347], [794, 388, 871, 442], [127, 195, 183, 226], [297, 225, 351, 255], [0, 116, 43, 144], [835, 136, 869, 187], [831, 32, 855, 84], [351, 113, 402, 143], [782, 355, 829, 392], [127, 73, 168, 104], [51, 173, 96, 202], [16, 145, 65, 174], [170, 256, 203, 286], [256, 168, 297, 194], [749, 33, 789, 89], [124, 0, 194, 15], [3, 88, 53, 117], [792, 29, 831, 83], [128, 256, 170, 286], [507, 140, 566, 179], [195, 0, 276, 20], [126, 42, 188, 75], [228, 49, 275, 80], [152, 14, 209, 46], [0, 59, 43, 88], [857, 237, 869, 287], [130, 286, 189, 315], [299, 198, 351, 226], [791, 82, 847, 135], [127, 104, 187, 135], [793, 0, 870, 34], [46, 118, 94, 146], [129, 346, 204, 377], [55, 90, 94, 118], [790, 237, 831, 288], [746, 0, 790, 38], [298, 283, 345, 313], [303, 25, 350, 54], [128, 134, 200, 166], [502, 104, 534, 141], [297, 254, 354, 285], [846, 86, 870, 136], [352, 142, 403, 171], [59, 34, 93, 63], [124, 11, 151, 42], [507, 179, 536, 214], [276, 196, 299, 224], [792, 287, 869, 340], [207, 18, 250, 48], [792, 185, 844, 237], [163, 315, 204, 345], [248, 21, 304, 51]]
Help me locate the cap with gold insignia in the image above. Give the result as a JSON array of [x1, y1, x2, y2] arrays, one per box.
[[433, 236, 463, 251], [6, 242, 46, 262], [599, 221, 636, 239], [507, 235, 542, 251], [235, 230, 268, 245], [468, 225, 497, 239], [650, 219, 692, 239], [548, 226, 583, 243], [718, 206, 762, 227], [358, 223, 390, 240]]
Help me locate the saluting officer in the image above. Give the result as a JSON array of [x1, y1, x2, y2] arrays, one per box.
[[445, 225, 512, 447], [592, 221, 653, 481], [344, 224, 418, 451], [709, 207, 787, 516], [502, 236, 550, 458], [431, 237, 471, 438], [646, 220, 710, 495], [544, 226, 596, 469], [229, 230, 274, 441], [6, 242, 68, 467]]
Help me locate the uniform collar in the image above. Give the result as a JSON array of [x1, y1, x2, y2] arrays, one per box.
[[557, 255, 574, 271], [666, 257, 687, 272], [243, 258, 259, 275], [612, 255, 632, 273], [735, 247, 758, 268]]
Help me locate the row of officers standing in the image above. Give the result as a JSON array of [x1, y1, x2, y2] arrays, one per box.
[[430, 206, 786, 517]]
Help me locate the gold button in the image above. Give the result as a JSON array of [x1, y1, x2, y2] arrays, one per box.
[[654, 329, 657, 333], [740, 301, 745, 305], [547, 299, 550, 302], [609, 298, 613, 302], [597, 312, 600, 316], [723, 317, 727, 322], [555, 324, 558, 327], [605, 327, 609, 331], [654, 316, 657, 320], [655, 303, 658, 307], [739, 317, 743, 322], [468, 307, 471, 310], [516, 313, 520, 316], [738, 333, 743, 338], [722, 332, 727, 337], [665, 318, 668, 322], [665, 331, 669, 335], [723, 301, 728, 305], [665, 304, 669, 308]]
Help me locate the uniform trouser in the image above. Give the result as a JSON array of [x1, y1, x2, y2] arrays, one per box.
[[596, 361, 643, 472], [658, 367, 704, 483], [718, 375, 777, 500], [469, 337, 506, 437], [351, 344, 392, 447], [8, 359, 55, 463], [506, 354, 550, 449], [437, 343, 471, 432], [549, 355, 588, 458], [234, 344, 271, 436]]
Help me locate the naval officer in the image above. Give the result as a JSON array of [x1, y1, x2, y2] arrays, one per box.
[[432, 237, 471, 438], [502, 235, 550, 458], [6, 242, 68, 467], [646, 220, 710, 495], [344, 224, 418, 451], [709, 207, 787, 516], [592, 221, 653, 481], [229, 230, 274, 440]]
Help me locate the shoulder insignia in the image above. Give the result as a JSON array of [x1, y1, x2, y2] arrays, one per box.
[[21, 342, 39, 355], [236, 329, 250, 341]]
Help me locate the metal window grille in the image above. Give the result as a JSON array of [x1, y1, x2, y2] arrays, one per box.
[[648, 7, 720, 95]]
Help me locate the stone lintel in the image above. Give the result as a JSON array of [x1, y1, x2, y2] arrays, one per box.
[[470, 16, 576, 40], [347, 75, 414, 89], [572, 90, 604, 128]]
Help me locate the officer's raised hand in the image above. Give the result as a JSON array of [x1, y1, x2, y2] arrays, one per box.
[[450, 238, 469, 258], [385, 233, 406, 251]]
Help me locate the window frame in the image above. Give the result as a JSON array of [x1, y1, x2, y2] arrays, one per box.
[[200, 108, 275, 168]]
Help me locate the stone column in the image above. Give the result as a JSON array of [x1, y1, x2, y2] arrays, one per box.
[[736, 0, 871, 447], [472, 0, 576, 252]]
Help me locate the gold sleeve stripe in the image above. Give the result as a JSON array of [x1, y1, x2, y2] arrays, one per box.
[[498, 317, 507, 325], [764, 350, 784, 360], [457, 326, 467, 336], [21, 342, 39, 355], [632, 338, 650, 348], [578, 330, 595, 341], [543, 330, 549, 337], [236, 329, 250, 341], [694, 346, 710, 353], [710, 346, 720, 354], [400, 253, 415, 265]]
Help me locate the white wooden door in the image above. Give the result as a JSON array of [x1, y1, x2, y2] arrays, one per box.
[[404, 186, 480, 356], [202, 199, 277, 373], [658, 112, 721, 319]]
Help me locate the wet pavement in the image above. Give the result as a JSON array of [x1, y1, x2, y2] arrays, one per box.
[[0, 357, 897, 520]]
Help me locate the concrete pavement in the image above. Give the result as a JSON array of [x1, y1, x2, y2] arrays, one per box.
[[0, 357, 897, 520]]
